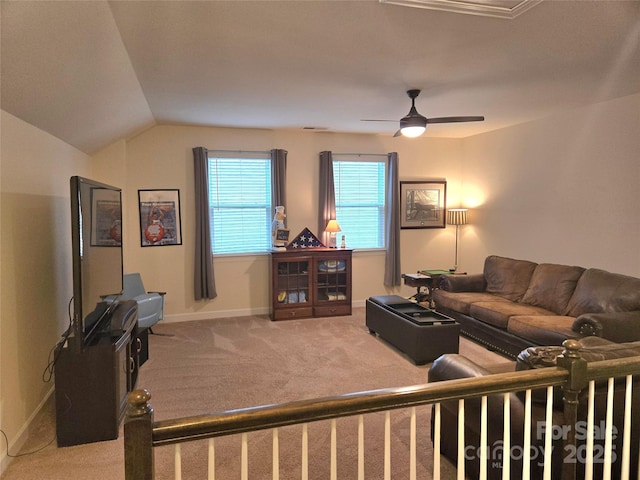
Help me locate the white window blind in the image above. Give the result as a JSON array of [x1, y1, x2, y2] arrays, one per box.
[[207, 153, 272, 254], [333, 157, 386, 249]]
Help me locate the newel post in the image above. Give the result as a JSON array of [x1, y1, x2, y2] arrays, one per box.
[[124, 389, 155, 480], [556, 339, 588, 480]]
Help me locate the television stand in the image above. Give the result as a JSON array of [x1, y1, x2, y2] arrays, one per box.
[[54, 300, 139, 446]]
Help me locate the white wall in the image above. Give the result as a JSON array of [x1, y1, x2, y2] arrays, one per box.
[[0, 111, 91, 470], [460, 93, 640, 276]]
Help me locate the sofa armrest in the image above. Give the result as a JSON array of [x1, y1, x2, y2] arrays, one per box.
[[439, 273, 486, 293], [573, 311, 640, 343], [428, 353, 493, 382]]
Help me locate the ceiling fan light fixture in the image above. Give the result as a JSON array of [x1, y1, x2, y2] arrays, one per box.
[[399, 107, 427, 137], [399, 90, 428, 137], [400, 125, 426, 137]]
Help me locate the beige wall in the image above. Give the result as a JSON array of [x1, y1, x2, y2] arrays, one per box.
[[116, 126, 463, 320], [0, 92, 638, 472], [460, 93, 640, 276], [0, 111, 91, 467], [96, 93, 640, 324]]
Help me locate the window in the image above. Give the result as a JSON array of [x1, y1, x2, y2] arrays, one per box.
[[333, 156, 386, 249], [207, 153, 272, 255]]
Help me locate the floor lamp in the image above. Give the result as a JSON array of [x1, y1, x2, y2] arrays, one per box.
[[447, 209, 468, 272]]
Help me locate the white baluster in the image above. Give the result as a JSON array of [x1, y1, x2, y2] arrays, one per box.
[[384, 411, 391, 480], [410, 406, 416, 480], [301, 424, 308, 480], [174, 443, 182, 480], [543, 386, 554, 480], [586, 380, 595, 480], [208, 438, 215, 480], [502, 393, 510, 480], [622, 375, 632, 480], [331, 419, 337, 480], [457, 399, 465, 480], [480, 396, 487, 480], [522, 390, 531, 480], [241, 433, 248, 480], [358, 415, 364, 480], [273, 428, 279, 480], [433, 403, 441, 480], [604, 377, 614, 480]]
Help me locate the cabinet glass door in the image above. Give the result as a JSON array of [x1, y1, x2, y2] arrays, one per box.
[[276, 260, 310, 304], [315, 257, 348, 303]]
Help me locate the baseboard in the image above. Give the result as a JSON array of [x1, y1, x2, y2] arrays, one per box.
[[162, 300, 366, 324], [0, 386, 54, 476], [162, 306, 271, 323]]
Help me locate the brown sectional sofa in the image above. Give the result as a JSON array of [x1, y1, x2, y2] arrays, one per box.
[[433, 255, 640, 358]]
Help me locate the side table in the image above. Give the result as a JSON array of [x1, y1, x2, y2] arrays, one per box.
[[419, 269, 466, 308], [401, 273, 432, 304]]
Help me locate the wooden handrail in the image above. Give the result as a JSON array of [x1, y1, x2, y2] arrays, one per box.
[[124, 340, 640, 480], [148, 367, 568, 446]]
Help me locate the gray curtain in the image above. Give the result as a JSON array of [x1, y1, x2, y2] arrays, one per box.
[[271, 149, 287, 218], [384, 152, 401, 286], [193, 147, 217, 300], [318, 151, 336, 246]]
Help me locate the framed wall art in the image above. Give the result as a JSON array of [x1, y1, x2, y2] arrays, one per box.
[[138, 189, 183, 246], [400, 181, 447, 229]]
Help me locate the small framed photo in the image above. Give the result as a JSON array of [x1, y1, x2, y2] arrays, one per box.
[[138, 189, 182, 246], [400, 181, 447, 229], [274, 228, 290, 247]]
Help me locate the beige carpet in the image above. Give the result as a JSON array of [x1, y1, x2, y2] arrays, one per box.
[[3, 308, 511, 480]]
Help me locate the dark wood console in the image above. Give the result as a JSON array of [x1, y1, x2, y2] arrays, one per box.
[[271, 248, 352, 320], [55, 300, 139, 446]]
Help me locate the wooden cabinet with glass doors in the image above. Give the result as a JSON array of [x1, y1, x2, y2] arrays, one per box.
[[271, 248, 352, 320]]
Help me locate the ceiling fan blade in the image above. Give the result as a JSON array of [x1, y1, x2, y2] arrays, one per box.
[[393, 129, 402, 137], [426, 116, 485, 124], [361, 119, 397, 122]]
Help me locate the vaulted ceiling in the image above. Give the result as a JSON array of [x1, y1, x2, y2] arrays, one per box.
[[2, 0, 639, 154]]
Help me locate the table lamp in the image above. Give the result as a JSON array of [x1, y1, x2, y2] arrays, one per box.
[[447, 208, 468, 272], [325, 220, 341, 248]]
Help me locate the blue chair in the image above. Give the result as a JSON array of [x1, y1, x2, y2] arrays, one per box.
[[121, 273, 165, 332]]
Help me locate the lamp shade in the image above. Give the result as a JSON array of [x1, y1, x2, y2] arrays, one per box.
[[447, 208, 468, 226], [325, 220, 342, 233]]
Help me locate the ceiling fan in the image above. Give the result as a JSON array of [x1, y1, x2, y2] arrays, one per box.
[[362, 89, 485, 138]]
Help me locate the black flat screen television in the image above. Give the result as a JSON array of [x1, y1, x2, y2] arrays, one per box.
[[70, 176, 124, 349]]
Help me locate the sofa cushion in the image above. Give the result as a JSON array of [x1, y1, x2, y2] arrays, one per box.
[[507, 315, 576, 345], [433, 290, 509, 315], [469, 302, 555, 329], [564, 268, 640, 317], [483, 255, 537, 301], [521, 263, 585, 314]]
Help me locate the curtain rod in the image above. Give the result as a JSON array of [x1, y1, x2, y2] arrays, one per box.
[[208, 149, 271, 155], [332, 152, 389, 157]]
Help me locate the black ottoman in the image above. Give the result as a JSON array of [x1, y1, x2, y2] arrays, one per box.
[[366, 295, 460, 365]]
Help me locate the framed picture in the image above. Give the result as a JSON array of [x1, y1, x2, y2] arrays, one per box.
[[400, 181, 447, 229], [138, 189, 182, 246]]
